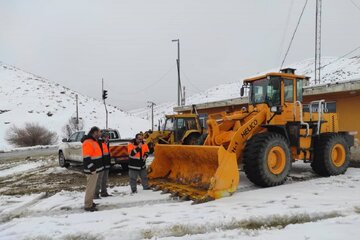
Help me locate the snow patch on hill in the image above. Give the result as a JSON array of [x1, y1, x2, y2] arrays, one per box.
[[0, 62, 149, 150]]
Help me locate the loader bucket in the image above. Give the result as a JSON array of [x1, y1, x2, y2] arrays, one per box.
[[148, 144, 239, 203]]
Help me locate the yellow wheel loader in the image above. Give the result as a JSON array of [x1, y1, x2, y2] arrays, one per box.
[[143, 113, 206, 151], [148, 68, 355, 203]]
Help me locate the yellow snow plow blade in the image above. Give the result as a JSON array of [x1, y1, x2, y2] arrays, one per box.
[[148, 144, 239, 203]]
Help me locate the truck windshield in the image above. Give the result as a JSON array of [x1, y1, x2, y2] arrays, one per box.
[[249, 77, 281, 107]]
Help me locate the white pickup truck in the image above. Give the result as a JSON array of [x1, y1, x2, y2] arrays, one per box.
[[58, 129, 131, 170]]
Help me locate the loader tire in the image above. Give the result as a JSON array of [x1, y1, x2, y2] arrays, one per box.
[[183, 134, 201, 145], [311, 134, 350, 177], [198, 133, 208, 145], [243, 132, 291, 187]]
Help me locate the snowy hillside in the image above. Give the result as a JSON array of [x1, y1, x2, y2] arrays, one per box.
[[131, 56, 360, 124], [0, 62, 149, 150]]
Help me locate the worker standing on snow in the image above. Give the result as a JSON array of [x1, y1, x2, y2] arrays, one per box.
[[94, 130, 112, 198], [82, 126, 104, 212], [127, 133, 151, 193]]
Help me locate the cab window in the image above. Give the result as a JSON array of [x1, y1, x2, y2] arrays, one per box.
[[176, 118, 185, 129], [199, 114, 208, 129], [296, 79, 303, 102], [284, 79, 294, 102], [163, 118, 174, 131], [185, 118, 197, 130], [249, 77, 281, 107]]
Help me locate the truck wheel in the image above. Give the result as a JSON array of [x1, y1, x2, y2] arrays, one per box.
[[59, 151, 70, 168], [184, 134, 201, 145], [311, 134, 350, 176], [243, 132, 291, 187]]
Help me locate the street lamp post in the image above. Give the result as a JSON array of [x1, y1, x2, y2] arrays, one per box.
[[172, 39, 182, 106]]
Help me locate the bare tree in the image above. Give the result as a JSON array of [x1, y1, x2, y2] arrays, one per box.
[[6, 123, 58, 147], [61, 117, 84, 138]]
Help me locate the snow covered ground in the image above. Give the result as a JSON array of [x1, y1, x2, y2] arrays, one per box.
[[131, 56, 360, 127], [0, 62, 149, 151], [0, 159, 359, 240]]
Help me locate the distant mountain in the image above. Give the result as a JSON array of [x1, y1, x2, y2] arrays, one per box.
[[131, 56, 360, 126], [0, 62, 149, 150]]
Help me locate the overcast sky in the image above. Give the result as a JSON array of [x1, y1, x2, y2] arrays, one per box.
[[1, 0, 360, 110]]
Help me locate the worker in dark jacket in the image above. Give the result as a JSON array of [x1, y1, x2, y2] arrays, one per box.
[[82, 126, 103, 212], [94, 130, 112, 198], [127, 133, 151, 193]]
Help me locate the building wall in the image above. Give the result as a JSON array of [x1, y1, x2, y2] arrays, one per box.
[[303, 92, 360, 139], [304, 92, 360, 161]]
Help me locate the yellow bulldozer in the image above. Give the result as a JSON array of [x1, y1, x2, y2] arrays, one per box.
[[143, 113, 206, 151], [148, 68, 355, 203]]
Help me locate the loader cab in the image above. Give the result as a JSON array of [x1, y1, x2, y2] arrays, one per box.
[[163, 114, 202, 143], [241, 68, 307, 124]]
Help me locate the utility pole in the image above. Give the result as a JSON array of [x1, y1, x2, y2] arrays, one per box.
[[315, 0, 322, 85], [182, 86, 186, 106], [102, 78, 109, 129], [75, 94, 79, 131], [172, 39, 182, 106], [147, 101, 156, 131]]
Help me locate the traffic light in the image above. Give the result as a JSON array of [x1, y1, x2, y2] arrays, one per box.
[[102, 90, 108, 100]]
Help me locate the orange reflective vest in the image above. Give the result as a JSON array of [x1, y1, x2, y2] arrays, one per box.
[[101, 142, 111, 169], [128, 142, 149, 170], [82, 136, 104, 174]]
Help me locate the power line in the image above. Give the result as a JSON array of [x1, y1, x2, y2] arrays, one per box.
[[321, 45, 360, 69], [278, 0, 294, 65], [280, 0, 309, 70], [180, 69, 202, 92], [120, 65, 175, 95]]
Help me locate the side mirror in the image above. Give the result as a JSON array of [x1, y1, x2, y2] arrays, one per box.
[[240, 86, 245, 97], [62, 138, 68, 142]]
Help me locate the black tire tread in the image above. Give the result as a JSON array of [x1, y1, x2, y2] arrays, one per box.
[[311, 133, 350, 177], [183, 133, 201, 145], [243, 132, 291, 187], [59, 151, 70, 168]]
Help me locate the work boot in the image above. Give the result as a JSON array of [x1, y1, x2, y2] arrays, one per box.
[[101, 192, 112, 197], [84, 206, 98, 212], [92, 202, 99, 207], [131, 189, 138, 194]]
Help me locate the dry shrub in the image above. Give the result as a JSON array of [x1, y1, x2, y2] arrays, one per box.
[[6, 122, 58, 147]]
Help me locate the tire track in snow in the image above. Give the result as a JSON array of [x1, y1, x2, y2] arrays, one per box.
[[0, 192, 47, 224]]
